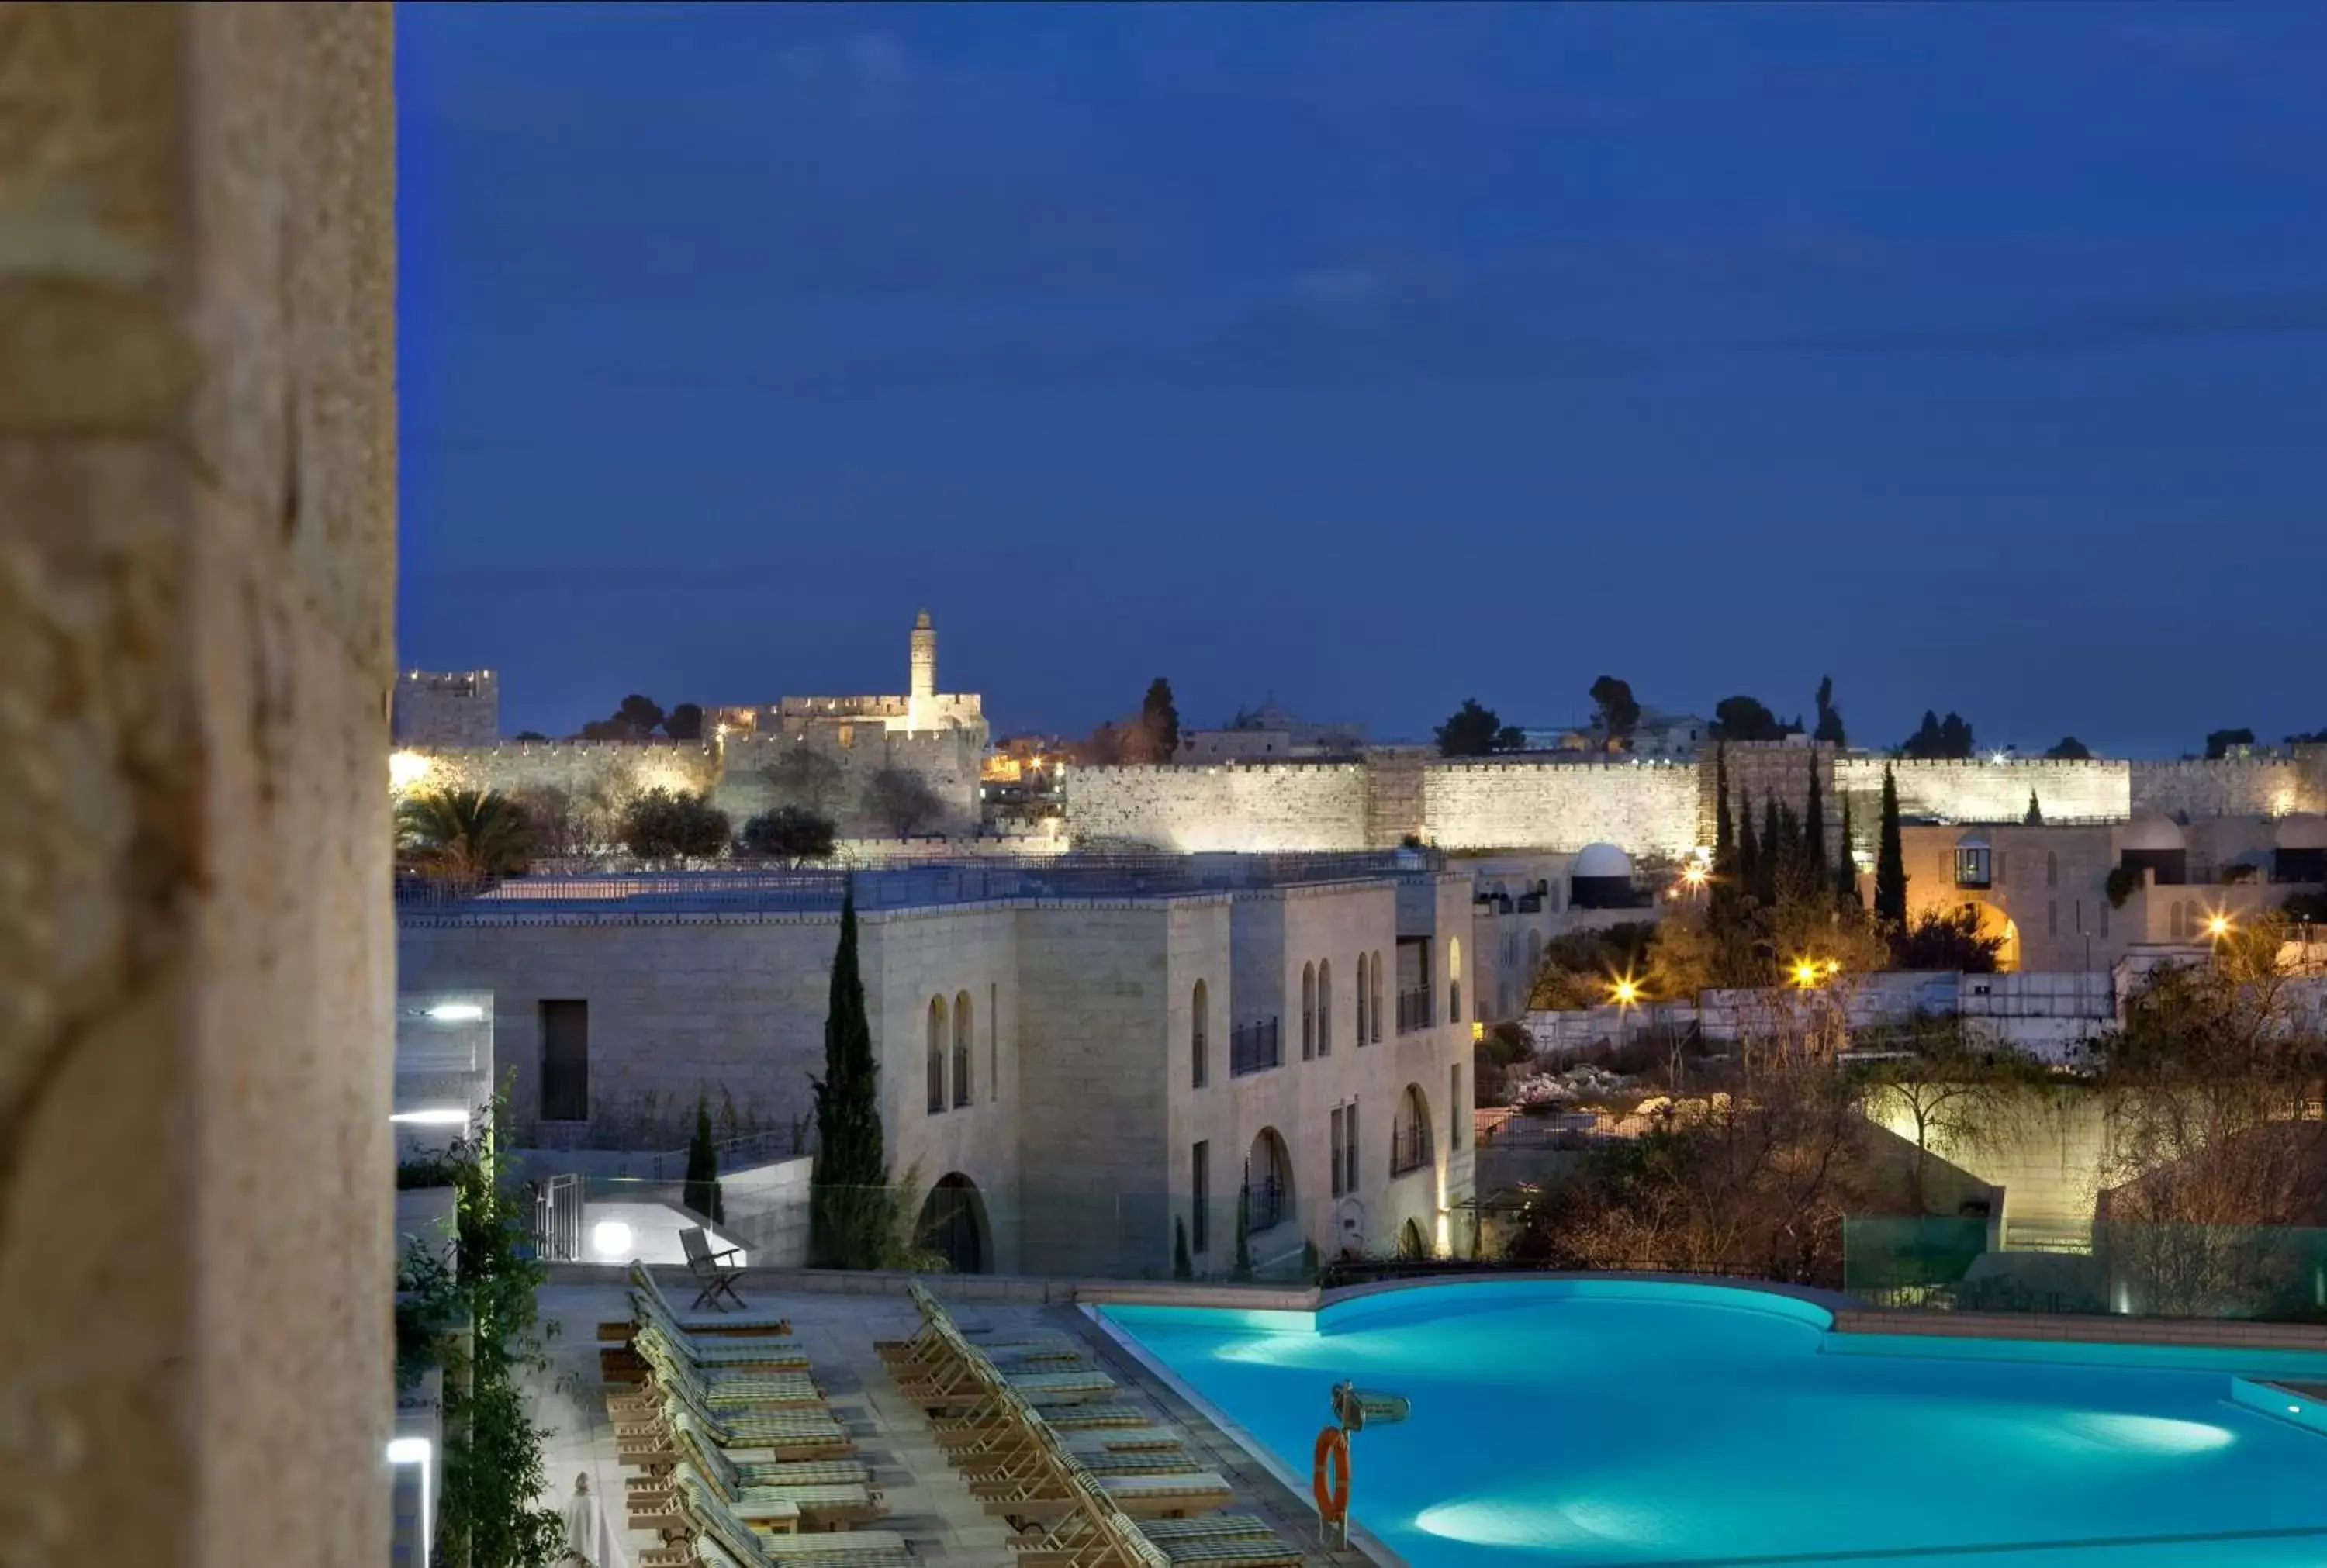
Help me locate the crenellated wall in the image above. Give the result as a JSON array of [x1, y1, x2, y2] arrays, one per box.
[[1420, 759, 1700, 855], [396, 739, 721, 806], [1836, 758, 2132, 829], [1064, 763, 1373, 851], [2132, 751, 2327, 820]]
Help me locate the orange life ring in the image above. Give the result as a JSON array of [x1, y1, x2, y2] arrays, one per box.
[[1312, 1427, 1351, 1523]]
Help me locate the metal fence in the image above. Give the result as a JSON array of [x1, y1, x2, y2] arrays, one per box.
[[1229, 1019, 1282, 1077]]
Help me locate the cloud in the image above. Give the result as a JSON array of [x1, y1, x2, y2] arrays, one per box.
[[1796, 290, 2327, 356]]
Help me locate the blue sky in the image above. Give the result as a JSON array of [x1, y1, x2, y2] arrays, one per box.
[[398, 2, 2327, 754]]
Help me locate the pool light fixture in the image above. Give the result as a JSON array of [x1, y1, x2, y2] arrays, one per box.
[[591, 1220, 636, 1261]]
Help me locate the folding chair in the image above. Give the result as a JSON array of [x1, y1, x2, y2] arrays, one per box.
[[683, 1224, 750, 1311]]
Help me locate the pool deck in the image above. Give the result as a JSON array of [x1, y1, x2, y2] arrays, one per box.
[[535, 1273, 1355, 1568]]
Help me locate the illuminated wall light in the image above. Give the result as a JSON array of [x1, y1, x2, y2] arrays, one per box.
[[387, 1436, 431, 1464], [426, 1003, 485, 1022], [389, 751, 433, 790], [390, 1107, 471, 1126], [590, 1220, 636, 1260], [387, 1436, 433, 1568]]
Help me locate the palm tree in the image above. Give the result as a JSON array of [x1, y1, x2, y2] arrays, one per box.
[[397, 787, 531, 885]]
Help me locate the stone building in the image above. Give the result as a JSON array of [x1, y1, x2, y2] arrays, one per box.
[[392, 668, 500, 747], [393, 610, 989, 837], [1896, 812, 2327, 973], [396, 853, 1478, 1275]]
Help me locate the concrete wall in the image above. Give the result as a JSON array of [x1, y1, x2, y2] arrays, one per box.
[[1, 7, 397, 1561]]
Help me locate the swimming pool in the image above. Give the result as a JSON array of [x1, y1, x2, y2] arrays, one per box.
[[1099, 1280, 2327, 1568]]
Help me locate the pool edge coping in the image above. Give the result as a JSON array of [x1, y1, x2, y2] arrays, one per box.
[[1079, 1301, 1412, 1568]]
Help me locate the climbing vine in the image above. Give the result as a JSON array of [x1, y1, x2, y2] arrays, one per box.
[[395, 1084, 565, 1568]]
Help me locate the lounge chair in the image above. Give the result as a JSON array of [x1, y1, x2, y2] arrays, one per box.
[[673, 1474, 916, 1568], [626, 1260, 795, 1337], [682, 1225, 752, 1311]]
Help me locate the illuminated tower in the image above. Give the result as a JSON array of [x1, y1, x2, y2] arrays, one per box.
[[909, 609, 937, 722]]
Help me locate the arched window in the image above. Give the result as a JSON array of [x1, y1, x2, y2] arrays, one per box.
[[926, 996, 947, 1114], [1317, 958, 1333, 1055], [1302, 962, 1317, 1060], [1191, 980, 1209, 1089], [1354, 955, 1369, 1045], [1246, 1128, 1294, 1231], [1397, 1218, 1429, 1260], [1447, 938, 1462, 1025], [953, 990, 973, 1107], [1371, 951, 1385, 1043], [1392, 1083, 1434, 1176]]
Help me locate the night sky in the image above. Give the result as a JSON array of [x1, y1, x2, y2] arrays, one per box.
[[397, 3, 2326, 755]]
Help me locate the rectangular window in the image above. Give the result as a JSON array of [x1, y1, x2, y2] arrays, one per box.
[[2048, 900, 2059, 937], [539, 1000, 590, 1122], [1954, 848, 1991, 889], [1451, 1065, 1465, 1151], [1191, 1141, 1210, 1254], [2076, 900, 2084, 935], [1343, 1097, 1360, 1198], [1330, 1109, 1347, 1199]]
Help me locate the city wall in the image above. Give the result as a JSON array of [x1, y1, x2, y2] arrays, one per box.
[[1422, 761, 1700, 855], [2132, 751, 2326, 820], [1065, 763, 1373, 851], [1835, 758, 2132, 830], [402, 739, 721, 805]]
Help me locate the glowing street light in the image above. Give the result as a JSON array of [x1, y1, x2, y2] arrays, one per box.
[[1791, 958, 1827, 989], [1680, 862, 1709, 889], [1610, 976, 1641, 1007], [2207, 913, 2234, 939]]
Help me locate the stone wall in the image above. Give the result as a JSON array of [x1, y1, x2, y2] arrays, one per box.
[[2132, 752, 2327, 820], [0, 7, 396, 1561], [1066, 764, 1373, 851], [400, 738, 721, 808], [722, 727, 981, 836], [1837, 758, 2133, 828], [392, 668, 499, 746], [1421, 760, 1699, 855], [1704, 741, 1835, 855]]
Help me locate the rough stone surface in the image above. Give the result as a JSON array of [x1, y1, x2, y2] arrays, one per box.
[[0, 6, 396, 1563]]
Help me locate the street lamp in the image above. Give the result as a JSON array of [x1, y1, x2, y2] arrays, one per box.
[[1791, 958, 1827, 989]]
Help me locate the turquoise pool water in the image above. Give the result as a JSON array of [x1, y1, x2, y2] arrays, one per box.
[[1100, 1281, 2327, 1568]]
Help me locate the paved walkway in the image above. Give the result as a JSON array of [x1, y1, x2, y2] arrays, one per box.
[[531, 1276, 1348, 1568]]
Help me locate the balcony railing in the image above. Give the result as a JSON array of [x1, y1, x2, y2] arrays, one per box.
[[1229, 1018, 1282, 1078], [1245, 1176, 1288, 1232], [1389, 1124, 1433, 1177], [1395, 986, 1435, 1034]]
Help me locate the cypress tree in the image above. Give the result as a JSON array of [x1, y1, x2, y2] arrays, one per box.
[[1875, 766, 1908, 925], [1803, 767, 1828, 888], [1834, 796, 1860, 907], [1736, 791, 1761, 898], [1713, 746, 1735, 872], [684, 1094, 724, 1224], [810, 882, 890, 1269], [1231, 1173, 1254, 1282], [2024, 789, 2044, 826]]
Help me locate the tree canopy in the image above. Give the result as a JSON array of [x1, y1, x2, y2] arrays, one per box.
[[1812, 675, 1846, 747], [1900, 710, 1976, 759], [865, 767, 945, 837], [665, 701, 705, 741], [1710, 695, 1788, 743], [619, 788, 730, 862], [739, 806, 838, 863], [577, 692, 707, 741], [397, 788, 532, 885], [1140, 678, 1181, 760], [1434, 698, 1524, 757], [1890, 905, 2004, 972], [2204, 727, 2256, 760], [1589, 676, 1640, 752], [2043, 736, 2094, 760]]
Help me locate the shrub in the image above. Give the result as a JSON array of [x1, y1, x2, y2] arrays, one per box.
[[739, 805, 837, 862], [2106, 864, 2143, 908], [621, 788, 730, 862]]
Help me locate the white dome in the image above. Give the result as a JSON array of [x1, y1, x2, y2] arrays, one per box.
[[2119, 813, 2186, 852], [1954, 831, 1992, 850], [2277, 813, 2327, 851], [1572, 843, 1632, 879]]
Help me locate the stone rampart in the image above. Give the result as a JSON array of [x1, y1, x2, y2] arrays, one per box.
[[1420, 760, 1700, 855], [398, 739, 721, 805], [1836, 758, 2132, 827], [1064, 763, 1372, 851], [2132, 753, 2327, 820]]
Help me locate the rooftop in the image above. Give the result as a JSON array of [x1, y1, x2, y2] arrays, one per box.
[[396, 849, 1447, 919]]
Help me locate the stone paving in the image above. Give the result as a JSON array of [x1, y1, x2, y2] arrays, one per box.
[[531, 1273, 1351, 1568]]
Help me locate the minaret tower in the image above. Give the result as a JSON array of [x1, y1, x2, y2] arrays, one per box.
[[908, 609, 936, 725]]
